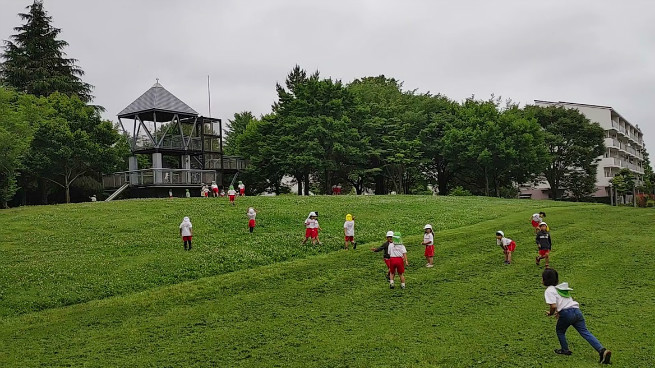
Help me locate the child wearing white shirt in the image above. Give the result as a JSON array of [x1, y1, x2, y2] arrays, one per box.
[[343, 214, 355, 250], [247, 207, 257, 233], [302, 212, 321, 245], [495, 230, 516, 265], [227, 185, 237, 206], [422, 224, 435, 268], [179, 216, 193, 251], [386, 231, 408, 289], [542, 268, 611, 364]]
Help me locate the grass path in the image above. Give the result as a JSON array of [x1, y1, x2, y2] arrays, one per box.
[[1, 200, 653, 367]]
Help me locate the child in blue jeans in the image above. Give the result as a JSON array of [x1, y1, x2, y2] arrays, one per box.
[[542, 268, 611, 364]]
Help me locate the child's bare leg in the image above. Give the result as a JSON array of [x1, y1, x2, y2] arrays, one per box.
[[544, 254, 549, 267], [507, 252, 512, 263], [344, 241, 349, 249], [429, 256, 433, 265], [399, 273, 405, 283]]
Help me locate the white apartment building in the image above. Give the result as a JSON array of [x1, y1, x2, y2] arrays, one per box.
[[522, 100, 645, 199]]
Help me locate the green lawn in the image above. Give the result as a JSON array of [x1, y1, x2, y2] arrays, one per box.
[[1, 196, 653, 367]]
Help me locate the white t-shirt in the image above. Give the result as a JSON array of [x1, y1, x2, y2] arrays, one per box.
[[497, 237, 512, 247], [532, 213, 541, 222], [544, 285, 580, 311], [247, 212, 256, 220], [228, 189, 236, 196], [423, 232, 434, 246], [343, 220, 355, 236], [179, 221, 193, 237], [238, 183, 245, 190], [305, 218, 318, 229], [388, 242, 407, 258], [211, 183, 218, 190]]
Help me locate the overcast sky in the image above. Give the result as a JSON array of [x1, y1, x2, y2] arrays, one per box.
[[1, 0, 654, 152]]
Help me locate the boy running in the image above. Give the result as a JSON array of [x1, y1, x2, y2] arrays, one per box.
[[536, 222, 552, 267], [542, 268, 612, 364]]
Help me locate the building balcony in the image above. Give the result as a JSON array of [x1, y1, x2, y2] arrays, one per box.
[[102, 168, 218, 189]]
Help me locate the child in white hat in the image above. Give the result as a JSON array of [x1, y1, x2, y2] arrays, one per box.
[[247, 207, 257, 233], [370, 231, 393, 280], [496, 230, 516, 265], [179, 216, 193, 251], [536, 222, 552, 267], [422, 224, 435, 268], [302, 212, 321, 245], [542, 268, 611, 364]]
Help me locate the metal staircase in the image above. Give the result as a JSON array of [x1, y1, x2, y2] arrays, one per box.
[[105, 183, 129, 202]]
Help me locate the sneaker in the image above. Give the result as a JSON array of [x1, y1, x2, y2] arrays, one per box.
[[599, 348, 611, 364], [389, 283, 395, 289], [353, 242, 357, 249], [401, 284, 406, 289], [426, 264, 434, 268], [554, 349, 572, 356]]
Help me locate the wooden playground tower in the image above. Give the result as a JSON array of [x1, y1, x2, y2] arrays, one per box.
[[103, 81, 246, 199]]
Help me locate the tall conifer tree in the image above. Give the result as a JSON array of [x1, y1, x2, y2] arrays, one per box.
[[1, 1, 93, 102]]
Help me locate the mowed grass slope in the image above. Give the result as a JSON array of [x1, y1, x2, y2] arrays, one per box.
[[1, 197, 654, 367]]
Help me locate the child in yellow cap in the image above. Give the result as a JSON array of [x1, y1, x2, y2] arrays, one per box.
[[343, 214, 355, 249]]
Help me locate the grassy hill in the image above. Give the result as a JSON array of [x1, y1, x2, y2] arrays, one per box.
[[1, 196, 653, 367]]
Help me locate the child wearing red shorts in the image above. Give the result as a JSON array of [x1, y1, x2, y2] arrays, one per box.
[[422, 224, 435, 268], [496, 230, 517, 265], [238, 181, 246, 196], [387, 231, 408, 289], [343, 214, 355, 250], [179, 216, 193, 251], [531, 212, 546, 233], [210, 181, 219, 197], [227, 185, 237, 206], [247, 207, 257, 233], [302, 212, 321, 245], [536, 222, 552, 267], [371, 231, 393, 280]]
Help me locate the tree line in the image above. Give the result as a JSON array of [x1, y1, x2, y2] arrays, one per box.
[[0, 1, 124, 207], [226, 66, 652, 199]]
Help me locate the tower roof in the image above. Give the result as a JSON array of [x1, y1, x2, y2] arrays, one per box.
[[118, 81, 198, 120]]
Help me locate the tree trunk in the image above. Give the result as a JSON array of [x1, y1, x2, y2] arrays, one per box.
[[437, 168, 449, 195], [65, 185, 71, 204], [304, 174, 310, 195], [40, 179, 48, 205], [296, 175, 303, 196], [374, 174, 384, 195], [484, 167, 490, 197]]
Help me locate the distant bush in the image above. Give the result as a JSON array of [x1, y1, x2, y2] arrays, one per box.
[[448, 186, 472, 196]]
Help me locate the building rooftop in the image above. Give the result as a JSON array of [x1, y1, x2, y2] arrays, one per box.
[[118, 81, 198, 120], [534, 100, 641, 133]]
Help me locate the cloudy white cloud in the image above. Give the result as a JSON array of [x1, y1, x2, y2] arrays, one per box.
[[1, 0, 654, 152]]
